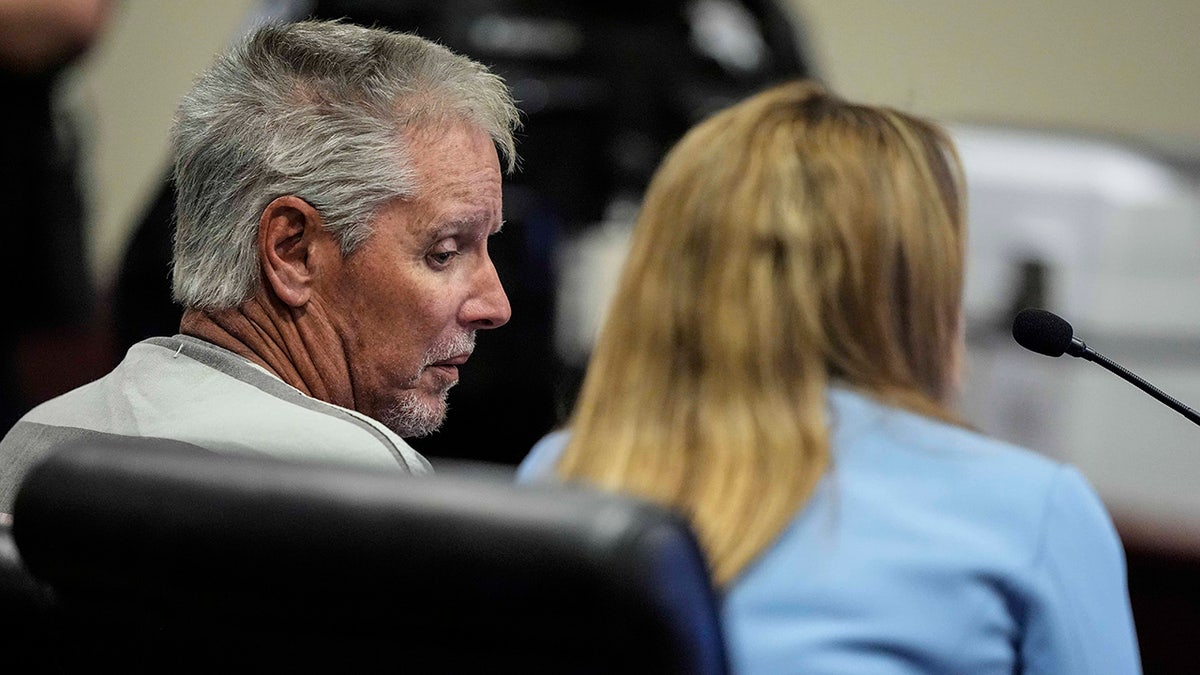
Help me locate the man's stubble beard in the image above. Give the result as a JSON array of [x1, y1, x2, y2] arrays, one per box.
[[381, 387, 452, 438], [380, 330, 475, 438]]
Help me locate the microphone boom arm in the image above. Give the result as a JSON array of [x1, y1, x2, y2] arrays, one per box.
[[1080, 343, 1200, 427]]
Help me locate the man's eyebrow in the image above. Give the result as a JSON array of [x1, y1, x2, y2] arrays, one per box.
[[429, 213, 503, 240]]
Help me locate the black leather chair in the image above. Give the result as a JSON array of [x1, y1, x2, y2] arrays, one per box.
[[8, 439, 728, 673], [0, 521, 59, 673]]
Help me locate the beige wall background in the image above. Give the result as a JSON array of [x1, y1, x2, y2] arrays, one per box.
[[66, 0, 1200, 289], [790, 0, 1200, 143], [66, 0, 257, 290]]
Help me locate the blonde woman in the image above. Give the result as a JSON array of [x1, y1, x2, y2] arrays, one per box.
[[519, 81, 1140, 674]]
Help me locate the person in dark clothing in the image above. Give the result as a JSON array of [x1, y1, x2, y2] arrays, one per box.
[[0, 0, 114, 434]]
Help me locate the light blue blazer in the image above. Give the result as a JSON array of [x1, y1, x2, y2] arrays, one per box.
[[518, 388, 1141, 674]]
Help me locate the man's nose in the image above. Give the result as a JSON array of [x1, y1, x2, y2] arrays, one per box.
[[461, 257, 511, 329]]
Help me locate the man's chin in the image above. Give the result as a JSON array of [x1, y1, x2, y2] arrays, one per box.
[[379, 390, 449, 438]]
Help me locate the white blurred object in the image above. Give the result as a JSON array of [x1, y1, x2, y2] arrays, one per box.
[[953, 123, 1200, 552], [686, 0, 769, 74], [553, 197, 638, 369]]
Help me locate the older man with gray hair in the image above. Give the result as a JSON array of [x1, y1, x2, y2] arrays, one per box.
[[0, 20, 520, 513]]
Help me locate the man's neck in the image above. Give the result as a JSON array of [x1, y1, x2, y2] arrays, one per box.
[[179, 296, 354, 409]]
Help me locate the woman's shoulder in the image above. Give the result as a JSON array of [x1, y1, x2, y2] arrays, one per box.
[[731, 389, 1121, 601], [727, 391, 1134, 673], [829, 387, 1069, 493], [515, 429, 571, 483]]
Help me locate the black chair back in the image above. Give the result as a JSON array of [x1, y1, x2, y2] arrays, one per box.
[[11, 439, 728, 673]]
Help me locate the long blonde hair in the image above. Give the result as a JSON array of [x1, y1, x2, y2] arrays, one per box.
[[557, 80, 968, 586]]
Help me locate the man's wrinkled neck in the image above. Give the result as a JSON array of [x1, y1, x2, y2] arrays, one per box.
[[178, 294, 354, 409]]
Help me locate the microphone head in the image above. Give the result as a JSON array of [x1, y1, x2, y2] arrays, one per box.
[[1012, 308, 1075, 357]]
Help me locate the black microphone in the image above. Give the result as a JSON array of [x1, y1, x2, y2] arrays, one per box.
[[1012, 308, 1200, 427]]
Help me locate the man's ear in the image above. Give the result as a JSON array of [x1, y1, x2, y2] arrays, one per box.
[[258, 196, 332, 308]]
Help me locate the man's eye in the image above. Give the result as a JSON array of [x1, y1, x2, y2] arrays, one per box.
[[429, 250, 459, 267]]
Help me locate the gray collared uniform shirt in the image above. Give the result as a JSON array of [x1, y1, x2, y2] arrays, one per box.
[[0, 335, 431, 513]]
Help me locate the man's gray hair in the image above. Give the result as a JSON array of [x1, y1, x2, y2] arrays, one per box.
[[170, 20, 520, 310]]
